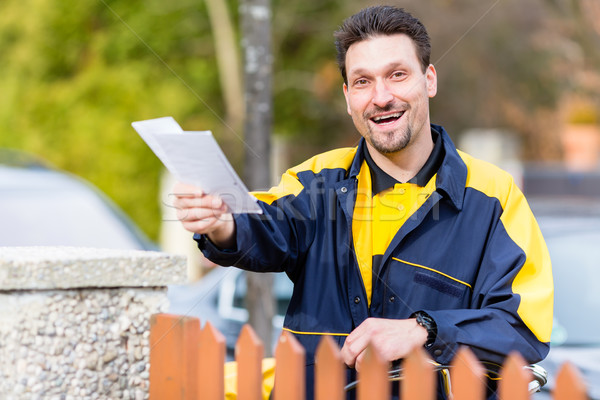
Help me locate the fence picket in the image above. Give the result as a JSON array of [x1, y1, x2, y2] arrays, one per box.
[[553, 362, 588, 400], [273, 331, 305, 400], [357, 343, 389, 400], [402, 347, 435, 400], [498, 352, 530, 400], [315, 336, 345, 400], [449, 347, 485, 400], [148, 313, 591, 400], [149, 313, 201, 400], [236, 324, 264, 400], [198, 321, 226, 400]]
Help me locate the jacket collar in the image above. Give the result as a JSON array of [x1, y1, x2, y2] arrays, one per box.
[[348, 139, 367, 179], [432, 124, 467, 211], [347, 124, 467, 211]]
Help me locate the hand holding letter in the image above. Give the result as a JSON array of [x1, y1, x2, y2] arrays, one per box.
[[172, 182, 236, 249]]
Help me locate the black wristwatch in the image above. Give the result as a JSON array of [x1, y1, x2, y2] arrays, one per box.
[[413, 311, 437, 349]]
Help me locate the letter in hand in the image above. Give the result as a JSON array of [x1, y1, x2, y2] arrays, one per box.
[[171, 182, 236, 249]]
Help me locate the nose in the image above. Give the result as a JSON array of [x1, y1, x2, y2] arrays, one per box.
[[371, 80, 394, 108]]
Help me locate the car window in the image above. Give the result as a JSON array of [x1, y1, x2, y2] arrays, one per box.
[[232, 272, 246, 310], [231, 272, 293, 318]]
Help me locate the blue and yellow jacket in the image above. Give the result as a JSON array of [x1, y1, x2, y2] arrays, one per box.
[[197, 124, 553, 397]]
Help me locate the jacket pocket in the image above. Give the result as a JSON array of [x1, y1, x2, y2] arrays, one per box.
[[413, 271, 464, 298], [387, 257, 472, 312]]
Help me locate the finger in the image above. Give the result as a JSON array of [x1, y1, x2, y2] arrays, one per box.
[[347, 319, 370, 339], [180, 217, 221, 235], [171, 182, 204, 198], [341, 318, 381, 368], [173, 194, 226, 211], [172, 182, 203, 195], [176, 206, 225, 222], [345, 327, 372, 354], [341, 336, 368, 368], [180, 210, 232, 231], [354, 350, 366, 372], [340, 349, 356, 368]]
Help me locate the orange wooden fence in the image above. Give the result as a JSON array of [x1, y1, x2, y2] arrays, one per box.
[[149, 313, 588, 400]]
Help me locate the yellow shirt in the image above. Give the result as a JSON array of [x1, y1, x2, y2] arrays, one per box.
[[352, 159, 437, 306]]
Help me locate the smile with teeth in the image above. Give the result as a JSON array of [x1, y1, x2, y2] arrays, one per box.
[[371, 111, 405, 125]]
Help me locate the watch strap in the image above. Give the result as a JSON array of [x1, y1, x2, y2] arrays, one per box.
[[414, 311, 437, 349]]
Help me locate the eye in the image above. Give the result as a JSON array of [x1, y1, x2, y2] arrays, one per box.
[[391, 71, 406, 79], [352, 78, 369, 87]]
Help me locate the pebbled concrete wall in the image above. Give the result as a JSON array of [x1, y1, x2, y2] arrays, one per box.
[[0, 247, 186, 400]]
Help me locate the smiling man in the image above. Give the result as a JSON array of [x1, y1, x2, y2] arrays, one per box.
[[172, 6, 553, 400]]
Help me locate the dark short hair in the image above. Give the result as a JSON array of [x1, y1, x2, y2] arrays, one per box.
[[334, 6, 431, 84]]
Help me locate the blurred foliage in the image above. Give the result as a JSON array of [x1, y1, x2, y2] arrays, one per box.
[[0, 0, 226, 239], [1, 0, 599, 240]]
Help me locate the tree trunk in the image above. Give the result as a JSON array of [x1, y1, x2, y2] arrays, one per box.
[[204, 0, 245, 132], [240, 0, 275, 356]]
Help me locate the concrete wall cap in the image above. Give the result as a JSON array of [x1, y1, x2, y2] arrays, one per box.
[[0, 246, 187, 290]]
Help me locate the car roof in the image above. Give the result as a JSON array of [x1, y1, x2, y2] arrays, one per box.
[[0, 153, 156, 250]]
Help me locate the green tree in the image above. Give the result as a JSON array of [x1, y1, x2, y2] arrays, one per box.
[[0, 0, 229, 239]]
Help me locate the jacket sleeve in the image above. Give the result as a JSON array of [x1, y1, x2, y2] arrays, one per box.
[[195, 170, 317, 280], [424, 184, 553, 366]]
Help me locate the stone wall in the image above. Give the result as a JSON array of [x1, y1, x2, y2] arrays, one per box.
[[0, 247, 186, 400]]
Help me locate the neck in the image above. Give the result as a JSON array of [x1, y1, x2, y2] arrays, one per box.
[[365, 130, 434, 183]]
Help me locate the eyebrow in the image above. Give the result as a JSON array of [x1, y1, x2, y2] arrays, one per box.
[[347, 62, 408, 79]]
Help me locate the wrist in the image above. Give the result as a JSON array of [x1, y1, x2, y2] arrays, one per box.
[[207, 215, 236, 249]]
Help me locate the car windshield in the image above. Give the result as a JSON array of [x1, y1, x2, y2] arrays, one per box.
[[541, 217, 600, 346]]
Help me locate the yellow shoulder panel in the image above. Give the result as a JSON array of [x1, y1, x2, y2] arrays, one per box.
[[459, 151, 553, 343], [252, 147, 358, 205], [458, 150, 514, 202]]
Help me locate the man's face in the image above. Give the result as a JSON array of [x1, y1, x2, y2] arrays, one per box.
[[343, 34, 437, 155]]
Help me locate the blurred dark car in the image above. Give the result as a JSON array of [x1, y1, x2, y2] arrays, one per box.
[[168, 267, 293, 358], [0, 149, 156, 250], [530, 197, 600, 400]]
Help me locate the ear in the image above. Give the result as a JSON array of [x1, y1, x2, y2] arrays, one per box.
[[343, 83, 352, 115], [426, 64, 437, 98]]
